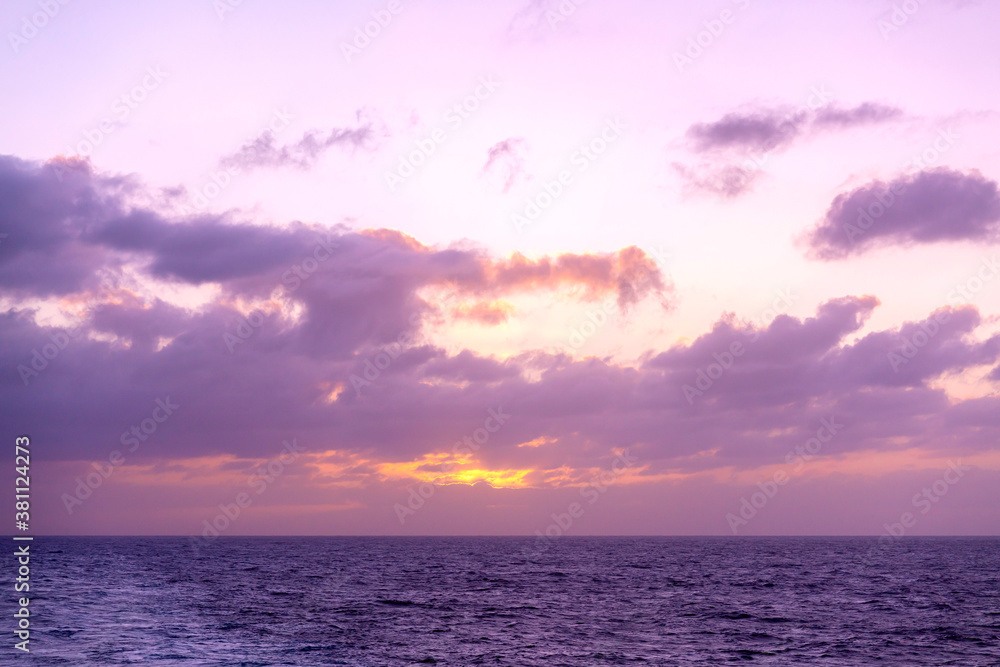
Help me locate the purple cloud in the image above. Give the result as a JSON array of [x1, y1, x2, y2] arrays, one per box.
[[4, 283, 999, 481], [685, 102, 901, 155], [4, 157, 999, 501], [220, 116, 376, 171], [0, 156, 128, 297], [811, 102, 903, 129], [482, 137, 528, 193], [677, 102, 903, 198], [686, 109, 808, 154], [804, 168, 1000, 260]]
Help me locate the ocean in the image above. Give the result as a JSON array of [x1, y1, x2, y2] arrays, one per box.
[[16, 536, 1000, 665]]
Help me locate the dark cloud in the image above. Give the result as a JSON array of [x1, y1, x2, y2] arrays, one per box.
[[89, 212, 325, 284], [804, 168, 1000, 259], [0, 156, 126, 297], [419, 350, 520, 384]]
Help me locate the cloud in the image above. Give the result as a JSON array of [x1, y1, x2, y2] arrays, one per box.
[[5, 155, 1000, 527], [220, 116, 376, 171], [0, 154, 671, 363], [686, 102, 902, 154], [4, 266, 999, 481], [419, 350, 520, 384], [672, 163, 762, 199], [29, 457, 1000, 535], [482, 138, 528, 193], [88, 212, 325, 284], [686, 109, 808, 154], [483, 245, 669, 310], [676, 102, 903, 198], [811, 102, 903, 129], [451, 301, 514, 325], [0, 156, 129, 297], [804, 168, 1000, 259]]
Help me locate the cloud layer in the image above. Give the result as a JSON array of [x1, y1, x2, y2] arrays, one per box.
[[3, 154, 999, 535], [4, 157, 999, 476]]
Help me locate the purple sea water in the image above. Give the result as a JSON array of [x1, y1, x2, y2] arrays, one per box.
[[15, 536, 1000, 665]]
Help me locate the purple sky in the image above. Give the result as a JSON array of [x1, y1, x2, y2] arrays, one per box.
[[2, 0, 999, 536]]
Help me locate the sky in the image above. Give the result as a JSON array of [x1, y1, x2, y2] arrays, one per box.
[[2, 0, 1000, 538]]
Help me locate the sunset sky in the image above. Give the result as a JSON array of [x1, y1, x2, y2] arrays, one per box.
[[2, 0, 1000, 536]]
